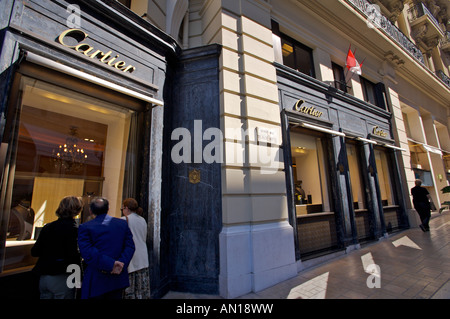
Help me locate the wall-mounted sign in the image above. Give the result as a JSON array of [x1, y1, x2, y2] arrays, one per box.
[[57, 28, 136, 73], [256, 127, 277, 144], [293, 99, 323, 118], [372, 126, 388, 137]]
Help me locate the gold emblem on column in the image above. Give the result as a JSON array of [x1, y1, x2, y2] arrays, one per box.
[[189, 169, 201, 184]]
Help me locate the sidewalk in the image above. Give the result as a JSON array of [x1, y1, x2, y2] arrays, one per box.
[[163, 210, 450, 299]]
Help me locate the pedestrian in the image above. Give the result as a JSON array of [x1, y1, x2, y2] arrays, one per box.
[[78, 197, 135, 299], [411, 179, 435, 232], [121, 198, 151, 299], [31, 196, 83, 299]]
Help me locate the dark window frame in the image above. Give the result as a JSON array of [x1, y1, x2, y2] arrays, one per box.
[[332, 62, 348, 93], [279, 33, 315, 78], [360, 76, 388, 110]]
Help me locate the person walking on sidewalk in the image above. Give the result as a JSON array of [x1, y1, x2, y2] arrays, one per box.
[[411, 179, 434, 232]]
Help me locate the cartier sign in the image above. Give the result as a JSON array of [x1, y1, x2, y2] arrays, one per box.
[[57, 28, 136, 73], [372, 126, 388, 137], [293, 99, 323, 118]]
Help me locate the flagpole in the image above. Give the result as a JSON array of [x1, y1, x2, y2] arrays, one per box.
[[345, 71, 353, 87]]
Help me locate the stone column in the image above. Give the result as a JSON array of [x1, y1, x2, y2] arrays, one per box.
[[362, 142, 385, 238], [198, 0, 297, 298]]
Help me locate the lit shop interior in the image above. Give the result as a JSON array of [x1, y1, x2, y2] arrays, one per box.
[[3, 75, 138, 274], [289, 125, 399, 257]]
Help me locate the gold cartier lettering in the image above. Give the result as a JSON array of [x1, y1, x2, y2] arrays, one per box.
[[122, 65, 136, 73], [294, 99, 323, 118], [75, 43, 95, 56], [372, 126, 388, 137], [107, 55, 119, 66], [114, 61, 126, 69], [58, 28, 88, 48], [57, 28, 136, 73]]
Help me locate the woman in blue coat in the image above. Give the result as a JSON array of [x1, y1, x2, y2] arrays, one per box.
[[78, 197, 135, 299]]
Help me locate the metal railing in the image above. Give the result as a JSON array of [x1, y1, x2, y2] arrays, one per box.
[[440, 31, 450, 47], [344, 0, 450, 90], [408, 2, 443, 35], [345, 0, 425, 65], [436, 70, 450, 88]]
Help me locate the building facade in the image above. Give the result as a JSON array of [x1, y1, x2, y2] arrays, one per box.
[[0, 0, 449, 299]]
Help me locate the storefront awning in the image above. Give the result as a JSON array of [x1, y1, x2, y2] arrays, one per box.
[[382, 143, 407, 152], [356, 137, 377, 144], [408, 138, 443, 155], [422, 144, 442, 155], [25, 52, 164, 107], [290, 122, 346, 137]]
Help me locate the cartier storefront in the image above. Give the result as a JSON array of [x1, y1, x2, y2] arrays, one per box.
[[276, 63, 409, 261], [1, 0, 224, 299], [0, 0, 174, 298]]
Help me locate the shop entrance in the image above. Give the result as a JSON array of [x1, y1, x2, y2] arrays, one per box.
[[0, 68, 145, 275], [288, 125, 339, 258]]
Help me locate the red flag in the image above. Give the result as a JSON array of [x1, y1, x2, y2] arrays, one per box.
[[346, 48, 362, 75]]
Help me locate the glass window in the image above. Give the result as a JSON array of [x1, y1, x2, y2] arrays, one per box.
[[444, 152, 450, 184], [332, 63, 347, 92], [281, 39, 295, 69], [361, 77, 377, 105], [290, 128, 332, 215], [1, 77, 134, 274], [346, 142, 366, 210], [408, 140, 434, 186], [360, 77, 387, 110], [281, 35, 315, 77], [374, 148, 396, 206]]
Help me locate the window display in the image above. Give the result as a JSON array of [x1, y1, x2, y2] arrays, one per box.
[[290, 128, 332, 215], [374, 148, 396, 207], [346, 142, 366, 210], [1, 76, 133, 273]]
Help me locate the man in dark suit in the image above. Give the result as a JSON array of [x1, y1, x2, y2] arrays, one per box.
[[411, 179, 434, 232], [78, 197, 135, 299]]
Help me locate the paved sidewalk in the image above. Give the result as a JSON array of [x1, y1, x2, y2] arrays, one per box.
[[164, 211, 450, 299]]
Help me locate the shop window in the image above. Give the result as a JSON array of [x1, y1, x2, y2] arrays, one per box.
[[444, 153, 450, 184], [290, 126, 339, 256], [290, 128, 332, 215], [332, 63, 347, 92], [408, 140, 434, 186], [280, 35, 315, 78], [1, 77, 135, 274], [346, 143, 366, 210], [374, 148, 396, 207], [360, 77, 387, 110]]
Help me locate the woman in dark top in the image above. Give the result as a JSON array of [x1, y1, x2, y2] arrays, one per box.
[[31, 196, 83, 299]]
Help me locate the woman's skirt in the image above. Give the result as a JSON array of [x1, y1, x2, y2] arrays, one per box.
[[123, 268, 151, 299]]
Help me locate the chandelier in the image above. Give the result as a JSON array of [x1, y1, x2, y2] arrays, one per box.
[[52, 126, 87, 172]]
